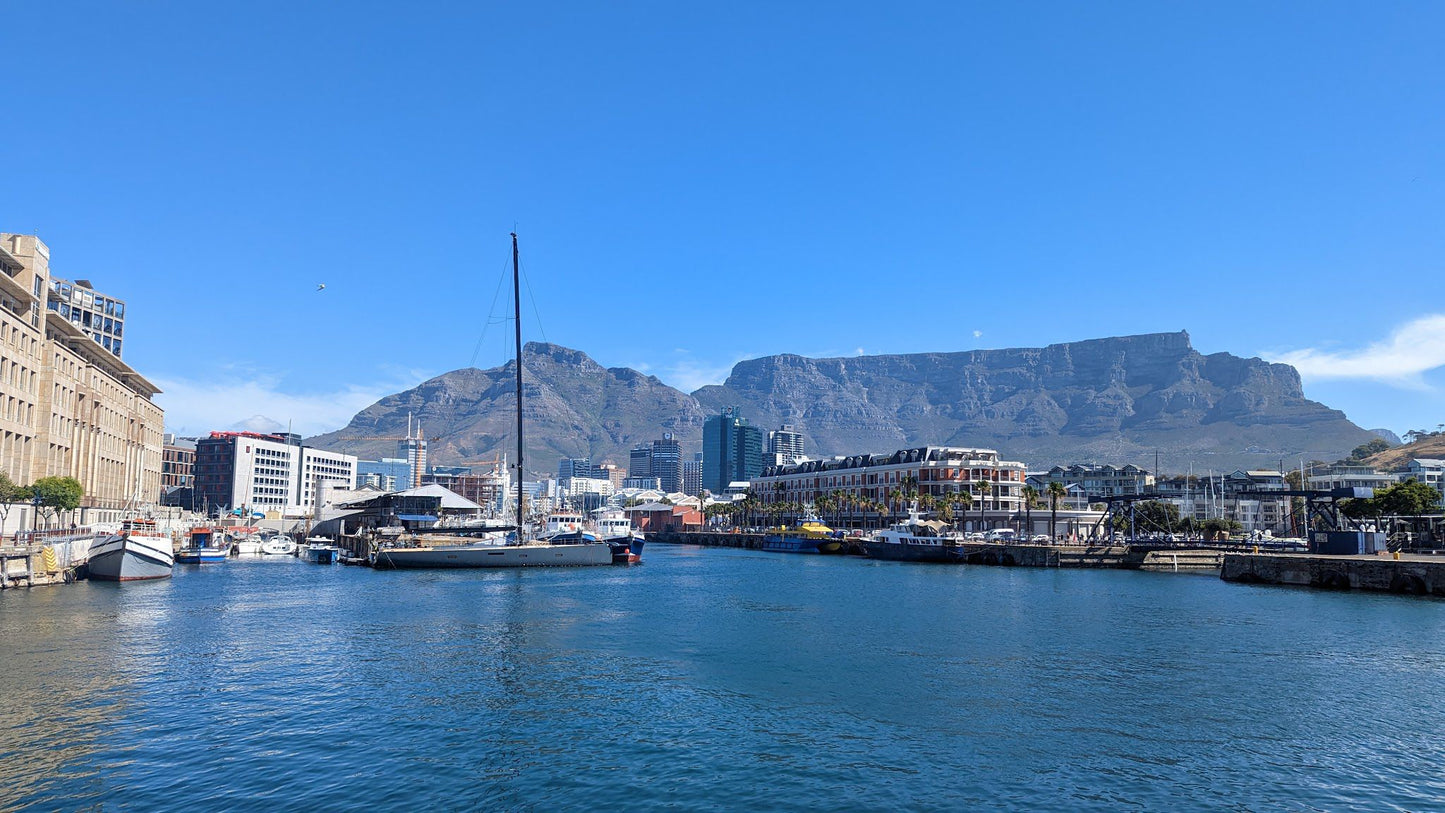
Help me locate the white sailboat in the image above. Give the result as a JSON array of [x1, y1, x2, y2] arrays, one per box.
[[373, 233, 616, 569]]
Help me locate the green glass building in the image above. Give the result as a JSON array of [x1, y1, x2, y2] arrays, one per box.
[[702, 407, 764, 495]]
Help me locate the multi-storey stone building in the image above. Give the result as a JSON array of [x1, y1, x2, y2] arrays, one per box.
[[0, 234, 164, 525]]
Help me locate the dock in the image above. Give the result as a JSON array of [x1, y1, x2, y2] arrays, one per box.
[[0, 534, 94, 589], [1221, 552, 1445, 595], [649, 531, 1154, 569]]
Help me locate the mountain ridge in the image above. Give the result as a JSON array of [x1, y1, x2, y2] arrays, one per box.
[[309, 332, 1376, 475]]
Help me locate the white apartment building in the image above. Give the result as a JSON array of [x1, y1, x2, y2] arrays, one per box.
[[753, 446, 1028, 528], [194, 431, 356, 516]]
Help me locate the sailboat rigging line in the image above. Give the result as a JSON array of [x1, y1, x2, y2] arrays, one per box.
[[468, 251, 515, 369], [516, 254, 549, 345]]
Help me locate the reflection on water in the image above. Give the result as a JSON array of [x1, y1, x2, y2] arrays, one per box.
[[3, 549, 1445, 810]]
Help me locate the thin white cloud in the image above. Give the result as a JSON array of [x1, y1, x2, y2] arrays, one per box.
[[855, 347, 865, 355], [1268, 314, 1445, 387], [972, 330, 983, 339], [154, 369, 430, 437]]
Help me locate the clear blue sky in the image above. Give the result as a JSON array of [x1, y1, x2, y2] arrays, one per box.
[[3, 1, 1442, 439]]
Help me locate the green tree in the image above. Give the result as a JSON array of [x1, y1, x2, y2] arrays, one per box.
[[1345, 438, 1392, 462], [1377, 479, 1442, 517], [974, 479, 992, 534], [1021, 485, 1038, 540], [1046, 481, 1067, 543], [0, 472, 29, 528], [31, 476, 84, 528]]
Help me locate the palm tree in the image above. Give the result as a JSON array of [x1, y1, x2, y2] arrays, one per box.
[[887, 489, 904, 522], [955, 491, 973, 530], [1047, 481, 1067, 544], [1021, 485, 1038, 541], [975, 479, 992, 534]]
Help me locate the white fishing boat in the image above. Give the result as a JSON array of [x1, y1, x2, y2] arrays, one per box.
[[261, 535, 297, 556], [372, 233, 620, 570], [88, 518, 174, 581]]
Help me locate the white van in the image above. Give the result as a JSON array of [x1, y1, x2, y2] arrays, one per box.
[[985, 529, 1017, 542]]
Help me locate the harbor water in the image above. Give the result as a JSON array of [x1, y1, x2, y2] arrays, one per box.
[[3, 545, 1444, 810]]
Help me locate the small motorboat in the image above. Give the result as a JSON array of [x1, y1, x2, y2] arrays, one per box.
[[176, 527, 229, 564], [261, 535, 297, 556], [301, 536, 340, 564]]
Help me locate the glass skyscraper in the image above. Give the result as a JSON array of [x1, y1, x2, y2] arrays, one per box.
[[702, 407, 763, 495]]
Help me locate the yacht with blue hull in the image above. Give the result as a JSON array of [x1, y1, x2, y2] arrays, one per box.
[[88, 519, 174, 581]]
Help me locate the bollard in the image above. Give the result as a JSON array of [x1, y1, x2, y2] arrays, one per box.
[[1253, 545, 1259, 554], [1394, 551, 1400, 561]]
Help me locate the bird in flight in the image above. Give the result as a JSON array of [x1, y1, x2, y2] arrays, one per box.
[[316, 283, 326, 291]]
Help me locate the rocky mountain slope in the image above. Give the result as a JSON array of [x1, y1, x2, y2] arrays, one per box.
[[309, 343, 707, 470], [311, 332, 1377, 475], [1362, 434, 1445, 472]]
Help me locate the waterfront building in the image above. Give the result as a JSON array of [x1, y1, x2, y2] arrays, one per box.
[[1030, 464, 1154, 499], [45, 276, 126, 358], [752, 446, 1027, 530], [558, 456, 594, 482], [563, 475, 614, 512], [1402, 459, 1444, 500], [0, 233, 164, 525], [193, 431, 356, 516], [596, 462, 625, 490], [650, 433, 683, 494], [423, 460, 509, 516], [768, 425, 804, 466], [703, 407, 764, 495], [628, 445, 652, 480], [683, 454, 703, 496], [1307, 464, 1394, 493], [162, 434, 197, 490], [357, 457, 411, 492], [398, 431, 426, 490]]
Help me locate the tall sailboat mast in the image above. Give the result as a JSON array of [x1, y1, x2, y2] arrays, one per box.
[[512, 232, 525, 545]]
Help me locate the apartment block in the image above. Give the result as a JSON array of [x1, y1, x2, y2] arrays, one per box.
[[0, 233, 164, 523]]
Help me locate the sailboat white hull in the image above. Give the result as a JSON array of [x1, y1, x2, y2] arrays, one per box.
[[374, 542, 614, 569]]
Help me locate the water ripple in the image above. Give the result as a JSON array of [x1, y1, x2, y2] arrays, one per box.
[[3, 549, 1445, 810]]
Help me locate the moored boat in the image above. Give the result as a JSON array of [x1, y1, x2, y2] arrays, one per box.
[[762, 507, 838, 554], [369, 234, 620, 571], [301, 536, 340, 564], [232, 534, 265, 556], [88, 518, 174, 581], [176, 527, 229, 564], [261, 535, 297, 556], [595, 508, 644, 564], [864, 506, 964, 563]]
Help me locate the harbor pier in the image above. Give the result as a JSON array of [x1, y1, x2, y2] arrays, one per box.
[[1221, 552, 1445, 595]]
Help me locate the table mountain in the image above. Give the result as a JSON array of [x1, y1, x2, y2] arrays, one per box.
[[311, 332, 1376, 475]]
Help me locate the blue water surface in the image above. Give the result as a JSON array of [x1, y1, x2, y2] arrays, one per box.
[[3, 545, 1444, 811]]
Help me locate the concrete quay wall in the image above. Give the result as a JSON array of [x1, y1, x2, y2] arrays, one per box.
[[1221, 553, 1445, 596], [650, 532, 1145, 569]]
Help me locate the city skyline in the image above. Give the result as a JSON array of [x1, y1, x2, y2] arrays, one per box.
[[2, 3, 1441, 438]]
